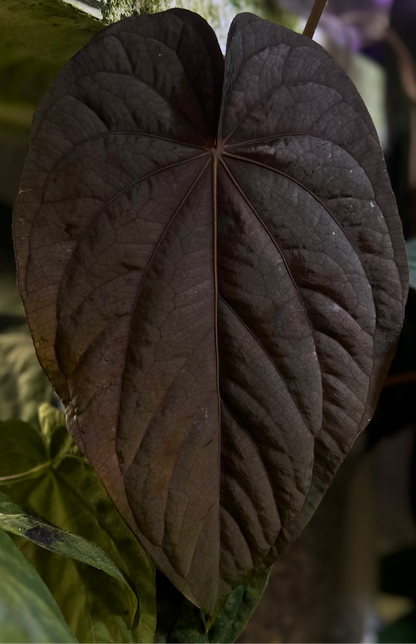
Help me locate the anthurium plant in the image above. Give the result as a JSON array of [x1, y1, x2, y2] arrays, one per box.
[[2, 1, 407, 641]]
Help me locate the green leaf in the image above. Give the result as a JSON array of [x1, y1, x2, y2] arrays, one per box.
[[209, 569, 270, 643], [0, 405, 156, 643], [0, 271, 24, 317], [0, 420, 46, 480], [0, 326, 52, 425], [406, 237, 416, 291], [0, 331, 267, 644], [38, 402, 72, 456], [155, 568, 270, 643], [0, 527, 77, 643], [0, 491, 138, 623]]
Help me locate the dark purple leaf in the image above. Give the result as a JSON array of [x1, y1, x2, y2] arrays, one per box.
[[13, 9, 408, 614]]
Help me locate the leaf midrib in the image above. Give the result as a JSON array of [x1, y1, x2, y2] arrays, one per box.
[[56, 140, 371, 492]]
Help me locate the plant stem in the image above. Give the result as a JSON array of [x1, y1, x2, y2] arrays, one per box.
[[0, 461, 52, 485], [303, 0, 327, 39]]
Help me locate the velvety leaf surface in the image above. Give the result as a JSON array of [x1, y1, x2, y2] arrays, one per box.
[[0, 528, 77, 643], [13, 9, 408, 613], [0, 406, 156, 643]]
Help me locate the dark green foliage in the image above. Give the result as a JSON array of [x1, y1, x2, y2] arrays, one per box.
[[0, 528, 77, 643], [0, 328, 53, 425], [0, 406, 156, 643], [0, 492, 138, 619], [155, 569, 270, 643]]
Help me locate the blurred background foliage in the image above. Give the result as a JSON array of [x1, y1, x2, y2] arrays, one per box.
[[1, 0, 416, 642]]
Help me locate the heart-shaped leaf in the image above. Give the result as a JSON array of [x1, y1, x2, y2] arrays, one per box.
[[0, 528, 77, 643], [13, 9, 408, 613]]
